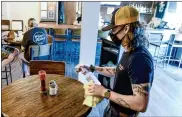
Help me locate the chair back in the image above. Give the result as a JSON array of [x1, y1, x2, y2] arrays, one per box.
[[30, 60, 66, 75], [148, 33, 164, 43], [168, 34, 182, 45], [2, 20, 10, 31], [29, 43, 52, 60]]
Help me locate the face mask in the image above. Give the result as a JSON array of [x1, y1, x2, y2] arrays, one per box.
[[109, 26, 125, 46]]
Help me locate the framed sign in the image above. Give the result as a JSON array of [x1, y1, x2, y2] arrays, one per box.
[[40, 2, 57, 21]]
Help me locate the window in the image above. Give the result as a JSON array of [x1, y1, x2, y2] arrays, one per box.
[[163, 2, 182, 29], [40, 2, 57, 21]]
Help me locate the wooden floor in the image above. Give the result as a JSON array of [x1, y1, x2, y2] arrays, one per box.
[[1, 56, 182, 116]]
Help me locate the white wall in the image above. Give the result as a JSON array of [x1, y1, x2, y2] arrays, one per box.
[[2, 2, 40, 31], [2, 2, 9, 19]]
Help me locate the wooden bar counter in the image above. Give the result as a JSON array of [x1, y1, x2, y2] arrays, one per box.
[[39, 22, 81, 30]]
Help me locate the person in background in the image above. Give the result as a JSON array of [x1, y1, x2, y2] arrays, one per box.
[[18, 18, 38, 63], [76, 6, 154, 117], [18, 18, 48, 76], [26, 18, 38, 31], [2, 46, 19, 68]]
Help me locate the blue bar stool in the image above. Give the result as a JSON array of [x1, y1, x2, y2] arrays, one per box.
[[167, 34, 182, 68]]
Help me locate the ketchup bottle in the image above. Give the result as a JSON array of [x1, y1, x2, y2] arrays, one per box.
[[38, 70, 46, 92]]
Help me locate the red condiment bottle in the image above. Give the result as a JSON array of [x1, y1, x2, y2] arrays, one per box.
[[39, 70, 46, 92]]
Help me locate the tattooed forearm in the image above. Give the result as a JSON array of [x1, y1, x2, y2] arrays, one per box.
[[132, 84, 150, 97], [96, 67, 104, 72], [133, 88, 148, 97], [95, 67, 116, 76], [116, 98, 131, 109]]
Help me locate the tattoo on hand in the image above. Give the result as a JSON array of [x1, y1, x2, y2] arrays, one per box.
[[132, 84, 150, 97], [112, 68, 116, 74], [106, 68, 113, 74], [96, 67, 116, 75], [116, 98, 131, 109]]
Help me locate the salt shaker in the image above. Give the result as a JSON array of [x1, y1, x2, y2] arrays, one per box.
[[49, 80, 58, 96]]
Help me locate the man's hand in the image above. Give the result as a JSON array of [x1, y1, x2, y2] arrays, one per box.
[[75, 64, 116, 77], [87, 84, 107, 97], [75, 64, 90, 75]]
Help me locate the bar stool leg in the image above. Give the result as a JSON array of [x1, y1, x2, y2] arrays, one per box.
[[155, 46, 161, 69], [162, 46, 167, 68], [164, 45, 169, 67], [167, 45, 173, 66], [154, 46, 157, 57], [5, 66, 8, 85], [22, 61, 26, 78], [9, 63, 12, 83], [178, 54, 182, 68]]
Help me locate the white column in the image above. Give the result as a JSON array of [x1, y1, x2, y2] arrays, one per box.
[[78, 2, 100, 83], [56, 2, 59, 24]]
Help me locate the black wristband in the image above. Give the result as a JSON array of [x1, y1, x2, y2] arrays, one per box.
[[89, 65, 95, 72]]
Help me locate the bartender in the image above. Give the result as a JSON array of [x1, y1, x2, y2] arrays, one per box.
[[76, 6, 154, 117]]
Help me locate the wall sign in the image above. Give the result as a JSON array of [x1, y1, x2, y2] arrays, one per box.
[[155, 1, 167, 19]]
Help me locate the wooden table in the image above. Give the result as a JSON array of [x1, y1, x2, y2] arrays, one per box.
[[2, 74, 91, 117], [4, 38, 22, 48]]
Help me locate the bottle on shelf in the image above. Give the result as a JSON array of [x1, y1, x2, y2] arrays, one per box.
[[149, 7, 152, 13], [143, 6, 146, 13], [140, 4, 144, 13]]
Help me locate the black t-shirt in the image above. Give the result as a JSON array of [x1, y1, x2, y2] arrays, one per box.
[[21, 27, 48, 61], [110, 46, 154, 115]]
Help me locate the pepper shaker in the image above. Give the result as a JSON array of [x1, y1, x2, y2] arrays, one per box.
[[49, 80, 58, 96]]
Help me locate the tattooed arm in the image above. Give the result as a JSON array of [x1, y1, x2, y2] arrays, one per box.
[[75, 64, 116, 77], [95, 66, 116, 77], [108, 56, 153, 112], [88, 56, 153, 112], [107, 83, 150, 112]]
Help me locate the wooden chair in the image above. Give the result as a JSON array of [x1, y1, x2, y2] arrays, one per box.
[[149, 33, 169, 68], [22, 43, 53, 77], [1, 46, 19, 85], [30, 60, 66, 76], [167, 34, 182, 68], [2, 20, 11, 45]]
